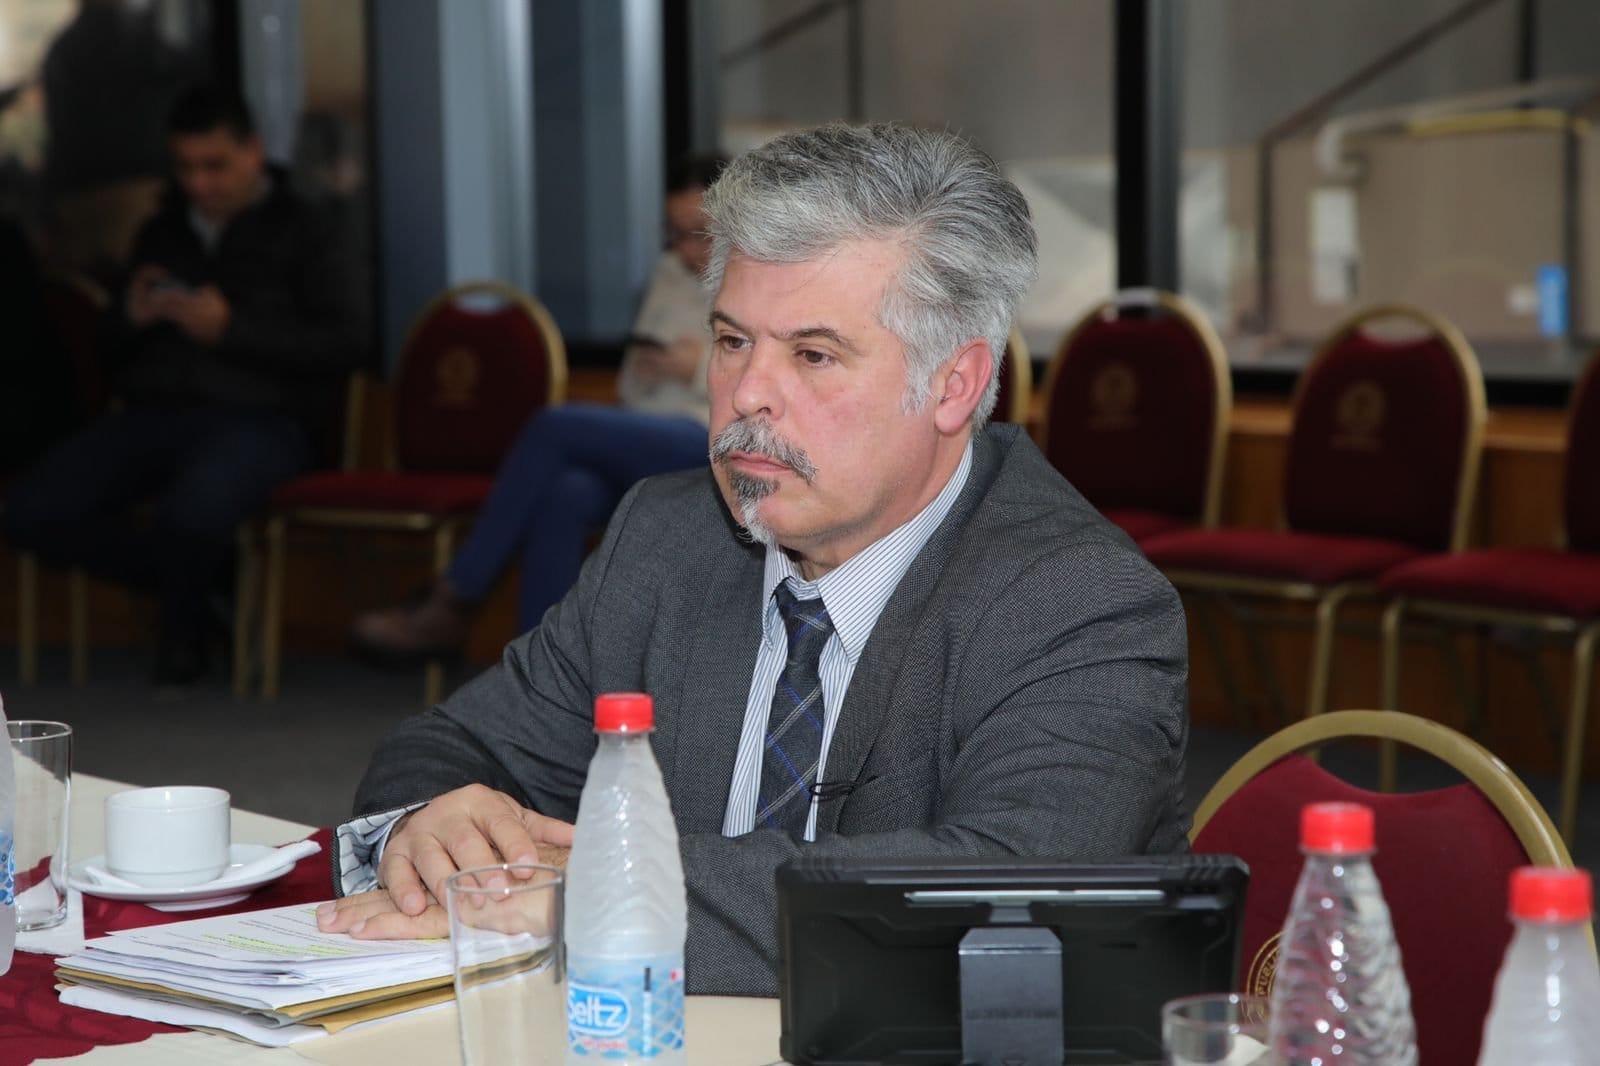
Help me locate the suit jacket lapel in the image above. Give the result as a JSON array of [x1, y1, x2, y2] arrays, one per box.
[[815, 427, 1010, 834], [667, 536, 765, 834]]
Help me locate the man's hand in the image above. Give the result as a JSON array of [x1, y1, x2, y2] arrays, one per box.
[[652, 336, 704, 384], [629, 336, 703, 386], [126, 265, 172, 328], [317, 888, 448, 940], [164, 285, 232, 345], [655, 336, 704, 383], [315, 785, 574, 940]]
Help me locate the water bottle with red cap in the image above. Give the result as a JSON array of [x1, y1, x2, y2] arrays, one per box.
[[565, 693, 687, 1065], [1478, 867, 1600, 1065], [1266, 801, 1417, 1065], [0, 692, 14, 976]]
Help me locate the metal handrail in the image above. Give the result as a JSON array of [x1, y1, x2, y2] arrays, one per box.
[[1252, 0, 1507, 333], [1313, 75, 1600, 182], [718, 0, 851, 69], [718, 0, 865, 122]]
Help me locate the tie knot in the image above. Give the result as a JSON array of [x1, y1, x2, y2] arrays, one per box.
[[774, 584, 833, 656]]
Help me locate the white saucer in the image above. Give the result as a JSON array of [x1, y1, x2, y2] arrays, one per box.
[[68, 844, 297, 912]]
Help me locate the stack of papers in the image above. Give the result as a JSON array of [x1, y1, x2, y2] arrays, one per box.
[[55, 903, 455, 1045]]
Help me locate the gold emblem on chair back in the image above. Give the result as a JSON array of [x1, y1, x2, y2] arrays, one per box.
[[1332, 380, 1386, 451], [434, 346, 482, 409], [1089, 362, 1140, 430]]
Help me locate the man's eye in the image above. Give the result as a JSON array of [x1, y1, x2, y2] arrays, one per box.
[[799, 349, 833, 367], [715, 334, 748, 352]]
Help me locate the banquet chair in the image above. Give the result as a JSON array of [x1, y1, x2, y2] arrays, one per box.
[[1191, 709, 1573, 1066], [1037, 288, 1231, 543], [1378, 350, 1600, 842], [255, 281, 567, 705], [1143, 305, 1485, 719], [991, 326, 1034, 426], [230, 372, 368, 699]]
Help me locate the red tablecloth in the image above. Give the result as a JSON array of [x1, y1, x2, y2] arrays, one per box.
[[0, 827, 333, 1066]]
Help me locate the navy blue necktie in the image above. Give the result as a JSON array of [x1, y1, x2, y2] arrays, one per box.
[[756, 585, 834, 836]]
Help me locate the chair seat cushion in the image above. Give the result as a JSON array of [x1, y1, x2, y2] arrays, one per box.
[[1141, 527, 1422, 584], [271, 471, 495, 515], [1379, 547, 1600, 618], [1100, 507, 1191, 543]]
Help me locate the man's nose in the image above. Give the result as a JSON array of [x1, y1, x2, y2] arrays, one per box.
[[730, 345, 786, 421]]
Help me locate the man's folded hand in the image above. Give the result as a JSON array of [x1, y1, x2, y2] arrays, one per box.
[[316, 784, 573, 940]]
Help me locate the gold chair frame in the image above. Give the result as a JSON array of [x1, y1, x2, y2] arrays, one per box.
[[253, 281, 568, 706], [1163, 304, 1486, 720], [1380, 353, 1600, 842], [1193, 707, 1594, 997], [1190, 709, 1570, 870], [999, 325, 1032, 426], [231, 370, 368, 698], [1037, 288, 1232, 529]]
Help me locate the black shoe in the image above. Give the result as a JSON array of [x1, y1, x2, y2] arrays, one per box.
[[152, 636, 209, 687], [349, 582, 472, 666]]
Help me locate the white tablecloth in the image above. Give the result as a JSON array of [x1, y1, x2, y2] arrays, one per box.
[[39, 774, 782, 1065]]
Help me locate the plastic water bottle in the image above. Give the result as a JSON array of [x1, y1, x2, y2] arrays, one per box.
[[1267, 802, 1416, 1065], [565, 693, 687, 1064], [0, 692, 16, 976], [1479, 867, 1600, 1065]]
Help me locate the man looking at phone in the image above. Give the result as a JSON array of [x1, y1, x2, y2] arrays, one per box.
[[2, 84, 363, 684]]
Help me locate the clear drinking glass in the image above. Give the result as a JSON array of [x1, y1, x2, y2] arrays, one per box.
[[447, 863, 565, 1066], [1163, 993, 1271, 1066], [7, 720, 73, 930]]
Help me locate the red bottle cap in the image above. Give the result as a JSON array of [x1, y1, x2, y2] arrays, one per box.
[[1300, 802, 1375, 854], [594, 692, 654, 733], [1509, 867, 1592, 923]]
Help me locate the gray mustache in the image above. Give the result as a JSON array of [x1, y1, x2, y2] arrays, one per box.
[[709, 419, 818, 483]]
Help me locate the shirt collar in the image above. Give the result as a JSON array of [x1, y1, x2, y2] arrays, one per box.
[[760, 440, 973, 661], [189, 173, 271, 250]]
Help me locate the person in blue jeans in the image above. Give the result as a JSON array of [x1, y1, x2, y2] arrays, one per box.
[[351, 155, 726, 658]]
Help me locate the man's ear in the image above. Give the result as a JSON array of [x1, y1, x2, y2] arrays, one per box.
[[932, 339, 994, 435]]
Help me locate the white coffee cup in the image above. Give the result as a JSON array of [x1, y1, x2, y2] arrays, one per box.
[[105, 786, 232, 887]]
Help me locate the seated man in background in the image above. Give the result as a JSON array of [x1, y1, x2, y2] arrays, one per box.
[[350, 155, 728, 657], [320, 124, 1189, 996], [1, 85, 363, 684]]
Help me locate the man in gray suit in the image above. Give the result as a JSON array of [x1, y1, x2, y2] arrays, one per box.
[[318, 123, 1189, 996]]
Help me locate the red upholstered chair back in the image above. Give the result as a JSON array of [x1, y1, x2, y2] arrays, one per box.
[[991, 327, 1033, 426], [391, 282, 568, 473], [1284, 306, 1484, 551], [1040, 290, 1230, 524], [1190, 711, 1572, 1066], [1563, 352, 1600, 552]]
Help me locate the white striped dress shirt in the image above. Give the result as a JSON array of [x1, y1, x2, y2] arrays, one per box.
[[336, 441, 973, 894], [721, 441, 973, 842]]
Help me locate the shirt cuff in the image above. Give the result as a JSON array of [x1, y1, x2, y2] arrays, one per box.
[[333, 802, 427, 897]]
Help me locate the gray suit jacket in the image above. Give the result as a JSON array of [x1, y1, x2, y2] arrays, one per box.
[[350, 423, 1190, 995]]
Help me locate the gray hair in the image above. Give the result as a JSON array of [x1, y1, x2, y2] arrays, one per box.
[[701, 123, 1038, 426]]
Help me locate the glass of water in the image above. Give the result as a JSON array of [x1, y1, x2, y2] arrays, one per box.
[[1162, 993, 1271, 1065], [447, 863, 565, 1066], [8, 721, 73, 930]]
